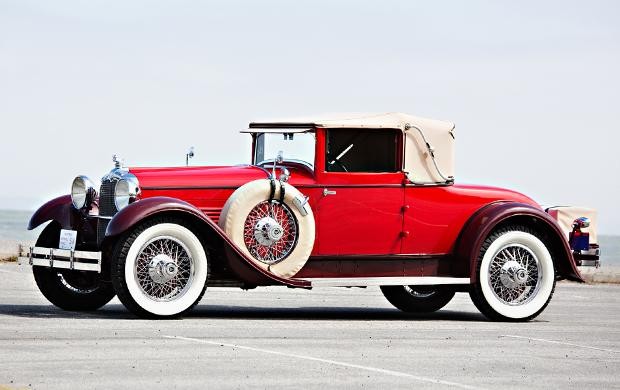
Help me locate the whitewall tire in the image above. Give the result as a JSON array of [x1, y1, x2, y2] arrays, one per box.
[[112, 219, 209, 318], [470, 226, 556, 321]]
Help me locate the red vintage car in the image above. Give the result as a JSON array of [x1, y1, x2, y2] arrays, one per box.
[[20, 113, 600, 320]]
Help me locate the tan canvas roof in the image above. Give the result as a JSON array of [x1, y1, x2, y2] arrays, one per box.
[[245, 112, 456, 184], [246, 112, 454, 133]]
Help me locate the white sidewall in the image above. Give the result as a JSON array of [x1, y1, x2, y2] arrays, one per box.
[[479, 231, 554, 319], [219, 179, 315, 278], [124, 223, 208, 316]]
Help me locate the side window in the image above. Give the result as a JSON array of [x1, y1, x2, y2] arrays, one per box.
[[325, 129, 400, 173]]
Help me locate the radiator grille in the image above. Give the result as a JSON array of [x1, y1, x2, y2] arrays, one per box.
[[97, 179, 117, 245], [99, 179, 117, 217]]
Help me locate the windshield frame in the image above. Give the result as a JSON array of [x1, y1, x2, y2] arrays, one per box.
[[252, 131, 316, 170]]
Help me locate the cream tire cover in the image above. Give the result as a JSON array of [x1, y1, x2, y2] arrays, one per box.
[[219, 179, 315, 278]]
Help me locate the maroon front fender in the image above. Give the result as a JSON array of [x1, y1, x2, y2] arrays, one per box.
[[105, 197, 310, 288], [105, 197, 208, 237], [28, 195, 74, 230], [455, 201, 584, 283]]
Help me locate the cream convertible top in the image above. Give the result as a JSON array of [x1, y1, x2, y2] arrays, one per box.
[[244, 112, 456, 184]]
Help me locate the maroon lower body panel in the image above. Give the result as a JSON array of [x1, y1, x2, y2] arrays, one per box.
[[295, 255, 456, 279]]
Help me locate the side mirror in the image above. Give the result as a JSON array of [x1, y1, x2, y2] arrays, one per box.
[[186, 147, 195, 166]]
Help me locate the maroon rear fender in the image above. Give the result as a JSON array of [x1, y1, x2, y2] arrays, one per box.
[[454, 201, 584, 283], [28, 195, 74, 230], [105, 197, 310, 288]]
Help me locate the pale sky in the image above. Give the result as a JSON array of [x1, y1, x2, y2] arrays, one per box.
[[1, 1, 619, 233]]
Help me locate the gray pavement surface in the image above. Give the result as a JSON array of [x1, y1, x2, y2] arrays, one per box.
[[0, 262, 619, 390]]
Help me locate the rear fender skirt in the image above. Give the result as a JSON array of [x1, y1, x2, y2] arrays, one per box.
[[28, 195, 74, 230], [105, 196, 310, 288], [454, 201, 584, 283]]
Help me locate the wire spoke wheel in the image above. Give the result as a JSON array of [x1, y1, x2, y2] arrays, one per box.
[[471, 226, 556, 321], [381, 285, 455, 313], [32, 222, 115, 311], [58, 271, 100, 294], [134, 236, 194, 302], [113, 220, 209, 318], [243, 200, 299, 265], [488, 244, 542, 306]]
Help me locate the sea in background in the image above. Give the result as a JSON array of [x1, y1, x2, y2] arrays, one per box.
[[1, 208, 619, 264], [0, 209, 43, 243]]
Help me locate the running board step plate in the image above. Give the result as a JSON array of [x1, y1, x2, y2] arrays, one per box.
[[299, 277, 470, 288]]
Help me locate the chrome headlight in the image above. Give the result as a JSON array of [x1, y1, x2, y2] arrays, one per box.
[[114, 176, 140, 211], [71, 175, 97, 209]]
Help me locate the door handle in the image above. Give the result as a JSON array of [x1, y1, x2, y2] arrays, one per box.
[[323, 188, 337, 197]]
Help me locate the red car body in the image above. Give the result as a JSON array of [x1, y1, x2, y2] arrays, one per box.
[[23, 113, 595, 319], [29, 127, 583, 287]]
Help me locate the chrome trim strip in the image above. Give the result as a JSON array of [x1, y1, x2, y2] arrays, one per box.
[[86, 215, 113, 220], [141, 185, 240, 191], [300, 276, 470, 287]]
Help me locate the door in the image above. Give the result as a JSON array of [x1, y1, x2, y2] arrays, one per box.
[[316, 128, 405, 255]]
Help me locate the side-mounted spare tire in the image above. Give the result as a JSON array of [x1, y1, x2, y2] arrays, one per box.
[[219, 179, 315, 278]]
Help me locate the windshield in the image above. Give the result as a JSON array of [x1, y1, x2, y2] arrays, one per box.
[[254, 132, 316, 169]]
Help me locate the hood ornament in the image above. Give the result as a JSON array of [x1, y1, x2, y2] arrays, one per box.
[[112, 154, 126, 170]]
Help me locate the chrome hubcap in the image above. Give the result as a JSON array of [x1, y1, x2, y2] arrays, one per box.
[[135, 236, 193, 302], [499, 260, 528, 289], [254, 217, 285, 246], [244, 201, 298, 265], [148, 254, 179, 284], [488, 244, 542, 305]]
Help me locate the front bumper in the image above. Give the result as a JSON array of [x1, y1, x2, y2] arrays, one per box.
[[19, 246, 102, 273]]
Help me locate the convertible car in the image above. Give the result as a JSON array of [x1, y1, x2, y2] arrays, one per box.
[[19, 113, 600, 320]]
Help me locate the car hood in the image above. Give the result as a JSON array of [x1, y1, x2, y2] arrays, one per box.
[[129, 165, 268, 189]]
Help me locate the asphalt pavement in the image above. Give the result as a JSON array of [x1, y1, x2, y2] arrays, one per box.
[[0, 262, 619, 390]]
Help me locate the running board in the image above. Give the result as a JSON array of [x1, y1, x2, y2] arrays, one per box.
[[299, 277, 471, 288]]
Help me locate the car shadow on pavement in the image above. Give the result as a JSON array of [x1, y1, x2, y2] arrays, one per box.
[[187, 305, 489, 322], [0, 303, 490, 321], [0, 304, 135, 320]]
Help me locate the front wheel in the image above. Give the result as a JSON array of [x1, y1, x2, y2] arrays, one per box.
[[469, 225, 556, 321], [380, 285, 455, 313], [111, 218, 209, 318], [33, 223, 115, 311]]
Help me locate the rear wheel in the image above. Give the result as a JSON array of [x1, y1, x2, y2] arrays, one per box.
[[469, 225, 556, 321], [111, 218, 209, 318], [32, 223, 115, 311], [381, 285, 455, 313]]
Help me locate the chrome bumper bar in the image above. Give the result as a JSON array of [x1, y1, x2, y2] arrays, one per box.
[[574, 247, 601, 268], [18, 246, 102, 273]]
